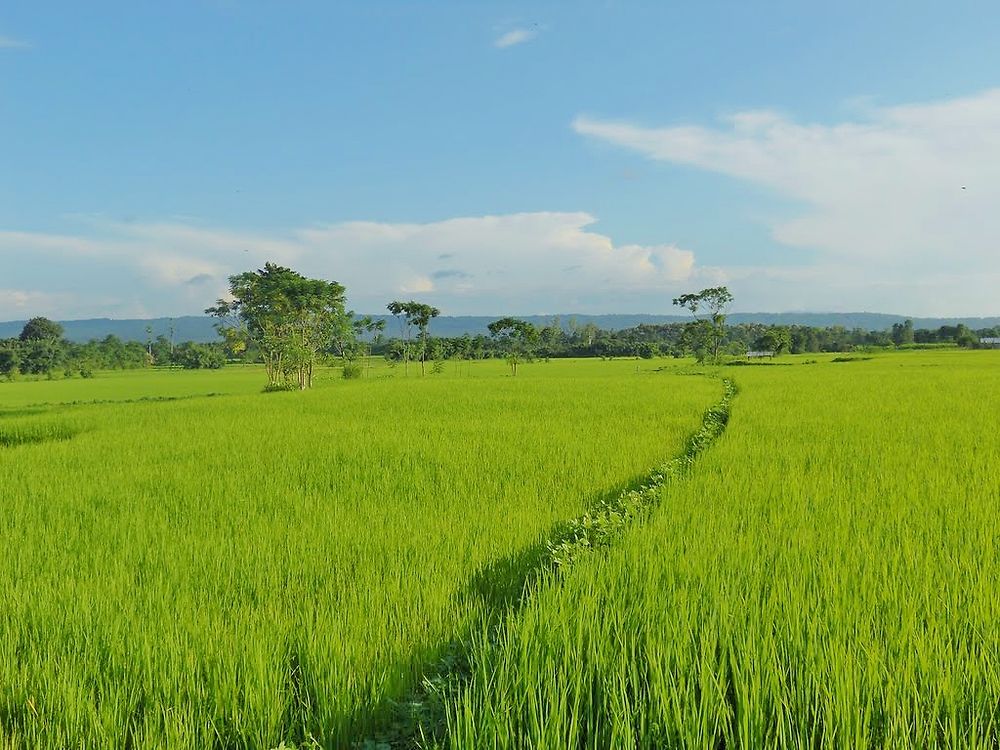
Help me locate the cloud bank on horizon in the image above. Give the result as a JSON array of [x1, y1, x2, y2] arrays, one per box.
[[5, 88, 1000, 321], [0, 213, 696, 320], [574, 88, 1000, 317]]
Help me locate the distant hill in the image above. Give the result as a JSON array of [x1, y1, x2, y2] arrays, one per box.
[[2, 312, 999, 344], [0, 316, 219, 344]]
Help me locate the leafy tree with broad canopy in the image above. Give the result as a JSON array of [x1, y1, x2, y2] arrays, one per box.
[[488, 317, 539, 375], [672, 286, 734, 362], [19, 317, 64, 342], [16, 317, 67, 375], [752, 327, 792, 355], [206, 263, 348, 390]]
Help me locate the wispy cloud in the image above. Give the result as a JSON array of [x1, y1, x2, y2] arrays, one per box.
[[494, 27, 537, 49], [573, 89, 1000, 315], [0, 36, 31, 50], [0, 289, 72, 313]]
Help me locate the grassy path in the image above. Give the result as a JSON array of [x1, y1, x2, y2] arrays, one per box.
[[436, 352, 1000, 749], [358, 376, 737, 748]]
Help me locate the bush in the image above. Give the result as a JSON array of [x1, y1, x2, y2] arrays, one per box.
[[262, 382, 297, 393], [342, 362, 363, 380], [174, 343, 225, 370]]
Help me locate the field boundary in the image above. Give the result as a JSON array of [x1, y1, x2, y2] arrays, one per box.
[[354, 376, 738, 749]]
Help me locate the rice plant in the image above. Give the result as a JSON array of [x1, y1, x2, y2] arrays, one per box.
[[439, 351, 1000, 749], [0, 358, 716, 748]]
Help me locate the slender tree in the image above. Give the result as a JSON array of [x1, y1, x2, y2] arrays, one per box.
[[672, 286, 734, 362], [387, 301, 440, 375], [353, 315, 386, 377]]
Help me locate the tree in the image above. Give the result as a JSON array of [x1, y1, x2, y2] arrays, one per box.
[[956, 323, 977, 349], [672, 286, 734, 362], [17, 318, 66, 376], [207, 263, 348, 390], [488, 317, 538, 375], [0, 345, 19, 378], [174, 342, 225, 369], [19, 317, 64, 342], [386, 301, 440, 376], [891, 319, 915, 346], [353, 315, 386, 377], [19, 338, 66, 376], [150, 335, 173, 366], [678, 319, 713, 363], [752, 327, 791, 355]]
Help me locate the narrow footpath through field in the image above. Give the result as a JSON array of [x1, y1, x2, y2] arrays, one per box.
[[358, 374, 738, 748]]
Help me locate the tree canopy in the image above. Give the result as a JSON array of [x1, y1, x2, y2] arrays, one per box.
[[672, 286, 734, 362], [488, 317, 539, 375], [207, 263, 348, 390], [19, 317, 64, 342], [387, 300, 440, 375]]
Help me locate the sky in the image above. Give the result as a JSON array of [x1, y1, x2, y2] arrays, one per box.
[[2, 1, 1000, 320]]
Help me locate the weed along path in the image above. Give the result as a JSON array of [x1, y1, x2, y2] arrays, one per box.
[[358, 375, 738, 748]]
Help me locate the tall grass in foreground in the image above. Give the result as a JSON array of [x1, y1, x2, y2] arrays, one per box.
[[440, 351, 1000, 749], [0, 359, 716, 748]]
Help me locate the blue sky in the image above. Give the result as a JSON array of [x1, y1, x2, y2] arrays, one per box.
[[3, 1, 1000, 319]]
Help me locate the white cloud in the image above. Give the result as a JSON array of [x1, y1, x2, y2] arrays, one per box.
[[0, 36, 31, 49], [0, 289, 72, 315], [494, 27, 537, 49], [573, 89, 1000, 314], [0, 212, 697, 318]]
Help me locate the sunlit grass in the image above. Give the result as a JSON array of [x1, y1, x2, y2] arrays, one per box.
[[439, 350, 1000, 749], [0, 357, 716, 748]]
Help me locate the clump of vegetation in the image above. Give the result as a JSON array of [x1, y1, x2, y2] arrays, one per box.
[[487, 317, 538, 375], [0, 420, 78, 448], [207, 263, 349, 390], [173, 342, 225, 370]]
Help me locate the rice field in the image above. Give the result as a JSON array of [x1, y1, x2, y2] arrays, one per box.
[[0, 358, 718, 748], [439, 351, 1000, 749], [3, 351, 998, 748]]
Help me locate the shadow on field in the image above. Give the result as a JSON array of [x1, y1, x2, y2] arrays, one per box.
[[0, 406, 55, 418], [351, 377, 737, 750], [349, 473, 656, 750], [0, 421, 79, 448]]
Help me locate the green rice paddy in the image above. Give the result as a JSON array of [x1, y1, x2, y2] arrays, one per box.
[[2, 351, 998, 748]]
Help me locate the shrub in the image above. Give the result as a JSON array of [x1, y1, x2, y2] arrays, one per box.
[[262, 382, 297, 393], [175, 343, 225, 370], [342, 362, 363, 380]]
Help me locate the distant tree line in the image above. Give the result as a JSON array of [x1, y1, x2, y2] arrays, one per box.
[[6, 271, 999, 385], [365, 318, 999, 364], [0, 317, 226, 380]]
